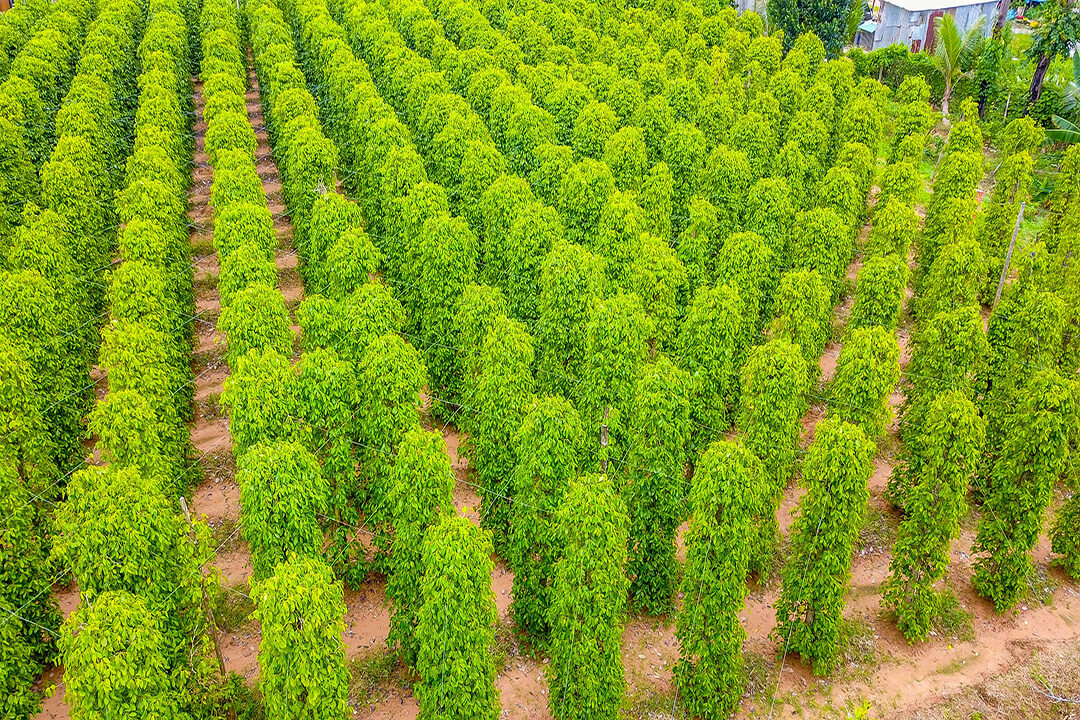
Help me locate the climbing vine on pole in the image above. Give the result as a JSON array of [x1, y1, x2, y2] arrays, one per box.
[[548, 476, 629, 720], [675, 440, 761, 719]]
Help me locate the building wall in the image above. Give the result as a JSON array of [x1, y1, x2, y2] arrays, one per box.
[[872, 1, 996, 51], [736, 0, 765, 15]]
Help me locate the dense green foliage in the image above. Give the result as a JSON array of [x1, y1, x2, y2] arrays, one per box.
[[676, 440, 761, 719], [775, 419, 874, 675], [385, 428, 454, 666], [61, 592, 189, 719], [739, 338, 809, 576], [11, 0, 1080, 714], [847, 255, 910, 333], [974, 371, 1080, 612], [770, 269, 832, 375], [679, 283, 744, 449], [508, 396, 583, 641], [470, 315, 535, 544], [622, 356, 691, 614], [254, 556, 349, 720], [828, 327, 901, 442], [415, 515, 500, 720], [883, 391, 985, 642], [237, 442, 330, 581], [54, 465, 205, 657], [548, 476, 629, 720]]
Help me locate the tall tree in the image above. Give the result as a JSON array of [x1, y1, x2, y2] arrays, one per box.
[[767, 0, 851, 57], [1026, 0, 1080, 112]]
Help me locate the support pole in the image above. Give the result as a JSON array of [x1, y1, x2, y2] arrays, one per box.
[[993, 201, 1026, 309]]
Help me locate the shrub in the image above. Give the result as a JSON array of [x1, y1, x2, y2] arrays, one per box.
[[355, 333, 427, 510], [915, 238, 986, 323], [238, 441, 329, 581], [415, 213, 479, 406], [452, 285, 507, 414], [847, 254, 910, 333], [218, 282, 293, 369], [791, 207, 850, 300], [739, 338, 809, 576], [508, 396, 583, 641], [53, 465, 205, 656], [578, 292, 653, 470], [679, 283, 744, 450], [470, 315, 534, 544], [0, 462, 59, 677], [974, 371, 1080, 612], [626, 234, 688, 351], [828, 326, 901, 442], [865, 198, 918, 259], [535, 241, 605, 398], [883, 391, 984, 642], [416, 515, 500, 720], [61, 592, 187, 718], [557, 158, 615, 245], [385, 428, 454, 666], [743, 178, 795, 263], [623, 356, 691, 614], [218, 241, 278, 308], [714, 230, 775, 344], [221, 348, 298, 454], [770, 269, 832, 375]]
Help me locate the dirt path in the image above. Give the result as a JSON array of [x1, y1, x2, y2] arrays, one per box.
[[190, 56, 319, 685]]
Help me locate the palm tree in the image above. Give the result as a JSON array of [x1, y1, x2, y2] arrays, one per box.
[[931, 13, 987, 119]]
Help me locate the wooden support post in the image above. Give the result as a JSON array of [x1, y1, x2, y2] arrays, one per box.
[[993, 201, 1026, 310]]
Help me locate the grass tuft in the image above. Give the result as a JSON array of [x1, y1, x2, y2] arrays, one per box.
[[932, 588, 975, 643], [348, 647, 411, 709], [856, 505, 898, 557]]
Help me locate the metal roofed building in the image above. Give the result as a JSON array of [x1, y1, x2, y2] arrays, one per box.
[[872, 0, 998, 52]]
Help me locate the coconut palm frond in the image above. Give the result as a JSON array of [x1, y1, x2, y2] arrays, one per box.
[[959, 15, 988, 66]]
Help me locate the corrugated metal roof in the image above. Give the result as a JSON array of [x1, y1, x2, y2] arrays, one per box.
[[883, 0, 992, 11]]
